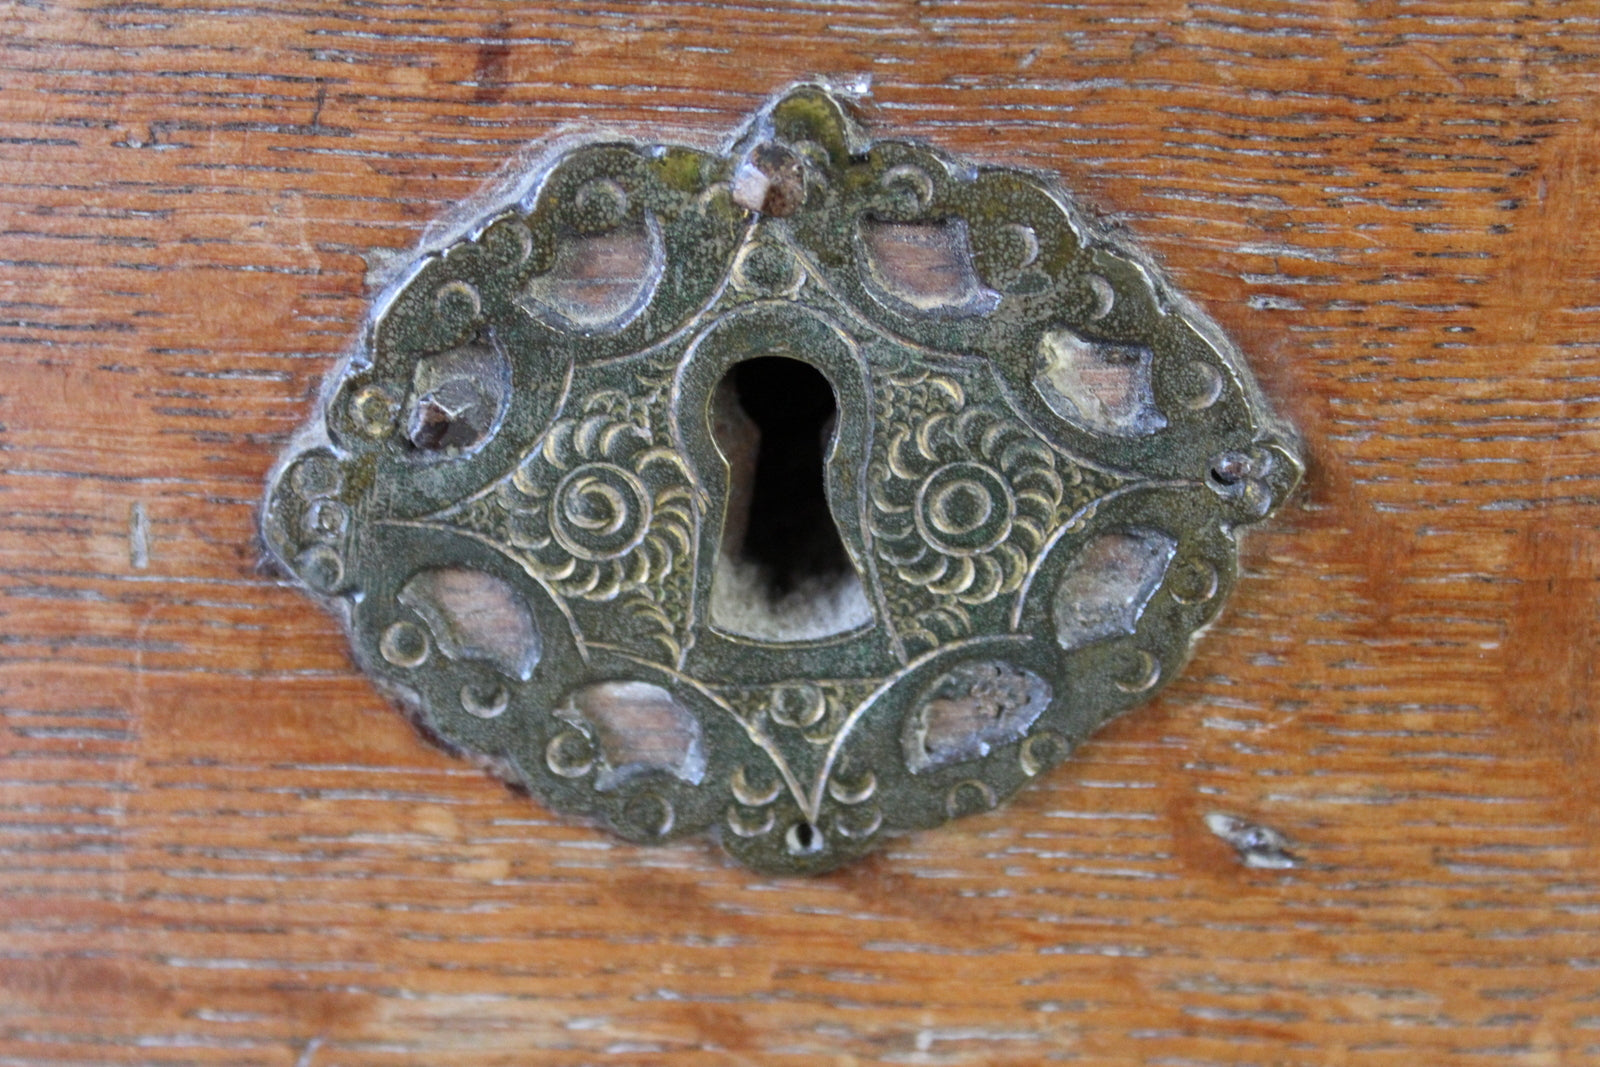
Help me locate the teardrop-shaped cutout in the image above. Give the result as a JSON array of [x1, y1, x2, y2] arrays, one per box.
[[1034, 329, 1167, 437], [902, 661, 1051, 774], [557, 681, 706, 792], [518, 215, 664, 333], [1051, 529, 1177, 651], [858, 218, 1001, 319], [397, 567, 541, 680]]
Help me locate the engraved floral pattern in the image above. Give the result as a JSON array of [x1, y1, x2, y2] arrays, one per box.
[[499, 389, 696, 602], [870, 375, 1065, 611]]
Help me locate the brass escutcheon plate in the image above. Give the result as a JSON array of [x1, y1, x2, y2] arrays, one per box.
[[262, 84, 1302, 874]]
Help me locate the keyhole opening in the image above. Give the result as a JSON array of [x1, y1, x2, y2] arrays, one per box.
[[708, 357, 871, 642], [730, 358, 846, 591]]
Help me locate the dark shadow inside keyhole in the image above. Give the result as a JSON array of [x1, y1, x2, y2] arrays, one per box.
[[723, 357, 850, 592], [708, 357, 870, 641]]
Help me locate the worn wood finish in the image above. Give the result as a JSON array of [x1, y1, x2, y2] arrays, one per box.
[[4, 2, 1599, 1063]]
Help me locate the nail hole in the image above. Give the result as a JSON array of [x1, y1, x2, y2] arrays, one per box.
[[1208, 453, 1250, 488], [405, 339, 510, 455], [786, 820, 823, 855]]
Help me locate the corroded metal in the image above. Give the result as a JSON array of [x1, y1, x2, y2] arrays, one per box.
[[262, 85, 1302, 874]]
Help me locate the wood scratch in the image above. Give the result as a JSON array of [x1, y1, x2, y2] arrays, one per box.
[[129, 501, 149, 570]]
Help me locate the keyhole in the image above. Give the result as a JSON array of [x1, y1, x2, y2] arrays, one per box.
[[708, 357, 871, 641], [730, 358, 846, 591]]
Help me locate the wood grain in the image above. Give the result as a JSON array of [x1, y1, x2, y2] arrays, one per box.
[[4, 1, 1600, 1063]]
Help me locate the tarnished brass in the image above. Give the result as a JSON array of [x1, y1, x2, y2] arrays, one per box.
[[262, 84, 1301, 874]]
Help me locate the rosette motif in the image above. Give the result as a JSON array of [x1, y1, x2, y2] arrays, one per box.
[[500, 389, 696, 601], [869, 391, 1066, 607]]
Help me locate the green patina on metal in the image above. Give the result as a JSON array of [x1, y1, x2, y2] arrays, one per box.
[[262, 85, 1302, 874]]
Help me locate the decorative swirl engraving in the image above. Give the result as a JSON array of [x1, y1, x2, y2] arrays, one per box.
[[499, 389, 695, 602], [871, 378, 1065, 608], [551, 463, 652, 562]]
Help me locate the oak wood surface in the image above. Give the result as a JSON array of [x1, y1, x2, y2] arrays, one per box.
[[4, 1, 1600, 1063]]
